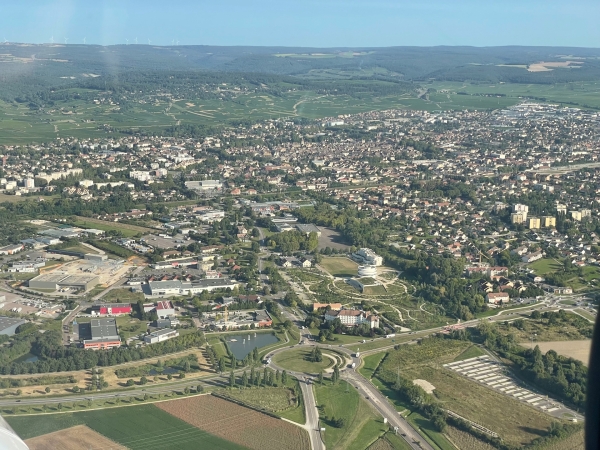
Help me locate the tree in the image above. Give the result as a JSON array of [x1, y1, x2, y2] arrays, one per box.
[[242, 370, 248, 388], [282, 370, 288, 385], [318, 371, 324, 384], [57, 403, 63, 411], [72, 385, 79, 393], [16, 389, 22, 396], [197, 384, 204, 393], [184, 387, 190, 394], [167, 374, 173, 380], [140, 376, 148, 385], [230, 370, 236, 388], [332, 365, 340, 384], [45, 386, 51, 394]]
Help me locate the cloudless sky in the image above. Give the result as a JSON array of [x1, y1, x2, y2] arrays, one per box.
[[1, 0, 599, 48]]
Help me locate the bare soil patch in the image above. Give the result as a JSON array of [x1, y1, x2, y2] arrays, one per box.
[[156, 395, 310, 450], [25, 425, 126, 450], [413, 379, 435, 394], [534, 340, 591, 365]]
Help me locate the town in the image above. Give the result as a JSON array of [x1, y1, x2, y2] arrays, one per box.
[[0, 101, 594, 450]]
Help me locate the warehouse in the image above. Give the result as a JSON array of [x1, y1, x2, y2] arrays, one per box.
[[28, 273, 99, 291], [84, 253, 108, 262], [0, 317, 27, 336], [82, 318, 121, 350]]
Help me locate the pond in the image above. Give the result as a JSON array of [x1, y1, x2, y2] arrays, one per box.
[[225, 332, 279, 360], [13, 353, 39, 363], [148, 367, 179, 376]]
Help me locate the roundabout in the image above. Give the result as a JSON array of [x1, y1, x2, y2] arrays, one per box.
[[271, 346, 338, 374]]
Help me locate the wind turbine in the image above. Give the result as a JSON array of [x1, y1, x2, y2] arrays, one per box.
[[135, 37, 138, 44], [83, 37, 86, 44], [3, 38, 7, 44], [126, 38, 129, 45], [64, 37, 68, 44], [50, 36, 54, 44], [171, 39, 174, 46], [176, 40, 180, 46], [147, 38, 151, 45]]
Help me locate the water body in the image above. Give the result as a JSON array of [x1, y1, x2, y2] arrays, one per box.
[[148, 367, 178, 376], [225, 332, 278, 360], [13, 353, 39, 363]]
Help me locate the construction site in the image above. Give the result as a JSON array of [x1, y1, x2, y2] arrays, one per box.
[[28, 258, 131, 293]]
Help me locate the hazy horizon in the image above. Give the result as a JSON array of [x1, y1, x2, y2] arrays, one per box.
[[2, 0, 599, 48]]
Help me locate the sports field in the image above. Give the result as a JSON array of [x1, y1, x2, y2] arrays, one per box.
[[319, 257, 359, 277]]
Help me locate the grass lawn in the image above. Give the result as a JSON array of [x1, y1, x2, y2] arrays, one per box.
[[102, 288, 146, 303], [72, 216, 153, 237], [320, 257, 359, 277], [528, 258, 563, 275], [115, 316, 148, 340], [363, 285, 388, 296], [7, 404, 244, 450], [272, 347, 334, 373], [406, 411, 455, 450], [359, 353, 386, 379], [222, 386, 301, 414], [452, 345, 485, 362], [314, 380, 387, 450], [575, 308, 596, 321]]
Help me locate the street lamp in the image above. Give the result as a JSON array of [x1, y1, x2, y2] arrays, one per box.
[[530, 333, 537, 349]]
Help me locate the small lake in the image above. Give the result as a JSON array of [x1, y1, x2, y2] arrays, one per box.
[[225, 332, 279, 360], [14, 353, 39, 363]]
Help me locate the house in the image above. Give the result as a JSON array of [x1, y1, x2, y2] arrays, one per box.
[[352, 248, 383, 266], [299, 257, 312, 268], [486, 292, 510, 305], [522, 251, 543, 263]]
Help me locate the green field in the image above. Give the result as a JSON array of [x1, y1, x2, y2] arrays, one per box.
[[272, 347, 334, 373], [359, 352, 386, 379], [452, 345, 485, 362], [376, 338, 554, 446], [102, 288, 146, 303], [7, 404, 244, 450], [71, 216, 153, 237], [427, 80, 600, 110], [528, 258, 563, 275], [314, 380, 387, 450], [319, 257, 359, 277]]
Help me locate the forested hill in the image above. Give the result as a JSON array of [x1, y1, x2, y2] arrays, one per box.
[[2, 43, 600, 91]]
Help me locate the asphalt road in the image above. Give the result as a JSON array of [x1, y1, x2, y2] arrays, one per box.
[[299, 381, 325, 450]]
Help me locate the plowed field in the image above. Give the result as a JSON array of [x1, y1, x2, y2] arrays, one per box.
[[25, 425, 126, 450], [156, 395, 310, 450]]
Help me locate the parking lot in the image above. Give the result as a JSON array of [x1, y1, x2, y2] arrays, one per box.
[[443, 356, 582, 420]]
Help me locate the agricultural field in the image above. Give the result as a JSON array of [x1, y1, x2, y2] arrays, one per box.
[[8, 403, 244, 450], [314, 380, 388, 450], [24, 425, 126, 450], [272, 347, 335, 373], [427, 80, 600, 110], [537, 429, 585, 450], [367, 434, 412, 450], [444, 426, 496, 450], [534, 340, 591, 365], [156, 395, 310, 450], [319, 257, 359, 277]]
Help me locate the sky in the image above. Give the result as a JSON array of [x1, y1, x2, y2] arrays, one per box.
[[1, 0, 599, 48]]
